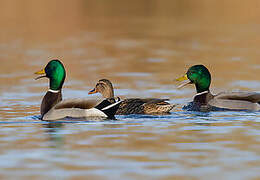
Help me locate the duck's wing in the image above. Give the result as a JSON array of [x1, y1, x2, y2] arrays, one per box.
[[215, 91, 260, 103], [54, 98, 99, 110], [208, 91, 260, 111], [123, 98, 171, 105], [117, 98, 175, 114]]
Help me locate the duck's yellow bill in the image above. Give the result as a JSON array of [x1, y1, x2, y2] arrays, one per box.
[[34, 69, 45, 75], [176, 74, 192, 89], [88, 88, 97, 94], [176, 74, 188, 82], [34, 69, 46, 80]]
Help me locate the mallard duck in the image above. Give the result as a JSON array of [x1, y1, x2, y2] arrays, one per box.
[[35, 60, 121, 120], [176, 64, 260, 111], [88, 79, 175, 115]]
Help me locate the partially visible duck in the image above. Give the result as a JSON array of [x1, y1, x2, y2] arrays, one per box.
[[35, 60, 121, 120], [88, 79, 175, 115], [176, 64, 260, 111]]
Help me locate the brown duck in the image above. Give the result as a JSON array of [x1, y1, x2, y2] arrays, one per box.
[[88, 79, 175, 115], [35, 60, 121, 120]]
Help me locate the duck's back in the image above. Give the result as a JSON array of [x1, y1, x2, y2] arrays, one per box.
[[116, 98, 175, 115], [208, 91, 260, 111]]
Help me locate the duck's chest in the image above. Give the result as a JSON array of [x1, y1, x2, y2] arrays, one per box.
[[184, 92, 214, 111]]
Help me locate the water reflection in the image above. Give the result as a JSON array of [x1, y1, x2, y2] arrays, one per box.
[[42, 122, 64, 149]]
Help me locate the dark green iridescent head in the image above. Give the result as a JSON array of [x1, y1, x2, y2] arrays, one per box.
[[187, 65, 211, 93], [35, 60, 66, 90], [45, 60, 66, 90]]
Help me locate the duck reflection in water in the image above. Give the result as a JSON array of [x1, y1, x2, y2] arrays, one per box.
[[42, 122, 64, 149]]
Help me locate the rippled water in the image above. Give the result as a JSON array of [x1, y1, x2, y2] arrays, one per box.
[[1, 1, 260, 179], [1, 112, 260, 179]]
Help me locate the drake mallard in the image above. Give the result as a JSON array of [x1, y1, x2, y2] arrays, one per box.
[[35, 60, 121, 120], [176, 64, 260, 111], [88, 79, 175, 115]]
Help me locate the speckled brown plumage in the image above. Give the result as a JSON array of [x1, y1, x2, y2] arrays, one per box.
[[89, 79, 175, 115], [115, 98, 173, 115]]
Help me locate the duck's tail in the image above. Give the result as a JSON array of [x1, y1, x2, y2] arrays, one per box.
[[95, 99, 122, 119]]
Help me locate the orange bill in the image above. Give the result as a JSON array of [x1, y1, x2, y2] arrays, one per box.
[[88, 88, 98, 94]]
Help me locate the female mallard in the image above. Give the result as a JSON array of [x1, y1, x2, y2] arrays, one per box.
[[176, 64, 260, 111], [88, 79, 175, 115], [35, 60, 121, 120]]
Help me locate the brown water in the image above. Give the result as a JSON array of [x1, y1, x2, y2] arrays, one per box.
[[1, 0, 260, 179]]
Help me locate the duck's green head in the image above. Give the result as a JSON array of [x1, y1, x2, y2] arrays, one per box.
[[176, 65, 211, 93], [35, 59, 66, 91]]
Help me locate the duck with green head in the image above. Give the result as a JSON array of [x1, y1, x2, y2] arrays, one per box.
[[176, 64, 260, 111], [35, 59, 121, 120]]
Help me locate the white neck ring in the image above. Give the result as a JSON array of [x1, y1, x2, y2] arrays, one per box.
[[194, 90, 209, 97], [48, 89, 60, 93]]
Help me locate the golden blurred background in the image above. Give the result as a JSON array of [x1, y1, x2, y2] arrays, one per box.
[[0, 0, 260, 114]]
